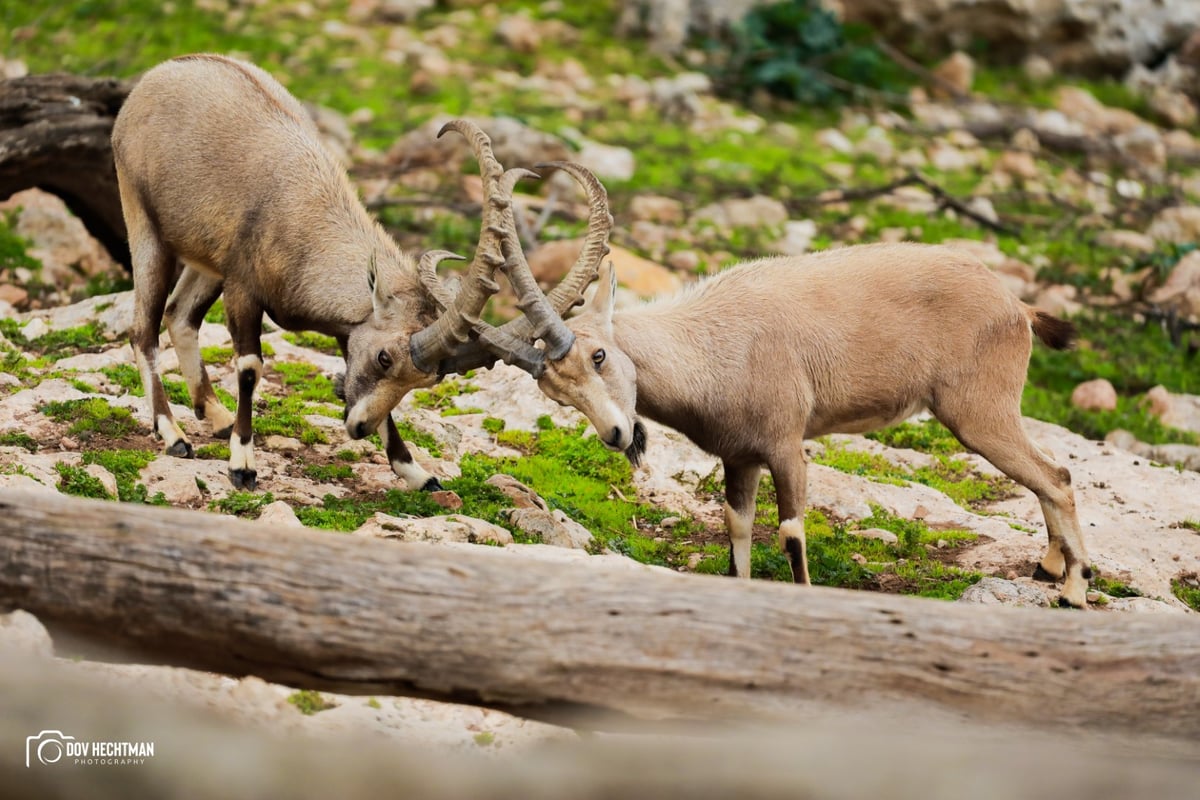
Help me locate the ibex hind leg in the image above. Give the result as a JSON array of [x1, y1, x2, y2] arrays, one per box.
[[722, 462, 761, 579], [164, 266, 235, 439], [769, 446, 811, 586], [934, 399, 1091, 608], [128, 225, 193, 458], [224, 301, 263, 491]]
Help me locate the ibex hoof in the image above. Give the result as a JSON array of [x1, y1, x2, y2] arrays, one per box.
[[166, 440, 194, 459], [212, 424, 234, 440], [229, 468, 258, 492], [1032, 564, 1061, 583], [420, 477, 444, 492], [1057, 595, 1084, 609]]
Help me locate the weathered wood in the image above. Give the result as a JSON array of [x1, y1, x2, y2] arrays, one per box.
[[2, 653, 1198, 800], [0, 73, 133, 268], [0, 487, 1198, 738]]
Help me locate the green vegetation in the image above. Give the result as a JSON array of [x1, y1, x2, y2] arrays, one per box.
[[366, 697, 381, 710], [1090, 574, 1142, 599], [196, 442, 231, 461], [0, 211, 41, 274], [1171, 576, 1200, 612], [55, 462, 112, 499], [303, 463, 354, 482], [272, 361, 340, 405], [211, 491, 274, 518], [705, 0, 910, 105], [200, 346, 233, 365], [867, 418, 964, 455], [40, 398, 138, 440], [282, 331, 340, 355], [0, 431, 39, 452], [80, 449, 165, 504], [412, 378, 480, 413], [287, 690, 336, 715], [473, 732, 495, 747], [28, 323, 108, 360], [100, 364, 143, 395]]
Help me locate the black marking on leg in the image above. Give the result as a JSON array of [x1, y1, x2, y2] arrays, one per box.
[[1082, 565, 1094, 581], [238, 367, 258, 395], [421, 477, 444, 492], [212, 424, 233, 440], [784, 537, 808, 584], [166, 440, 194, 459], [1032, 564, 1060, 583], [727, 544, 738, 577], [229, 468, 257, 492], [1057, 595, 1082, 609], [194, 403, 206, 421]]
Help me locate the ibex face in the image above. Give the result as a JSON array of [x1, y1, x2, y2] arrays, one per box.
[[342, 267, 439, 440], [536, 262, 644, 464]]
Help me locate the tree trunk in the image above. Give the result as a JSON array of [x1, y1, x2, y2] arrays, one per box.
[[0, 487, 1198, 739], [0, 73, 133, 269]]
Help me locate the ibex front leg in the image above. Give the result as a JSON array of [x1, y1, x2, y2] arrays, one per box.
[[224, 297, 263, 491], [770, 443, 811, 585], [164, 267, 236, 440], [379, 415, 442, 492]]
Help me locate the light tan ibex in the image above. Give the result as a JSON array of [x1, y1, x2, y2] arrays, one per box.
[[451, 242, 1094, 608], [111, 54, 610, 491]]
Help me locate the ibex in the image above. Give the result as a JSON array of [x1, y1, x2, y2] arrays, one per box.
[[111, 54, 610, 491], [450, 242, 1093, 608]]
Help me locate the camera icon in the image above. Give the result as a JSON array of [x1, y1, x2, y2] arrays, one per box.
[[25, 731, 75, 768]]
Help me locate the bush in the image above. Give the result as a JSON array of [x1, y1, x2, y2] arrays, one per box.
[[705, 0, 910, 105]]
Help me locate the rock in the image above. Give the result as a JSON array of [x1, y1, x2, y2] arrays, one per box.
[[431, 490, 463, 510], [21, 317, 49, 341], [1071, 379, 1118, 412], [1033, 284, 1081, 318], [769, 220, 818, 256], [83, 463, 119, 498], [0, 188, 121, 289], [851, 527, 899, 545], [388, 115, 570, 173], [0, 610, 54, 658], [0, 284, 28, 308], [575, 140, 636, 182], [503, 507, 594, 549], [690, 195, 788, 231], [1142, 386, 1200, 434], [354, 512, 513, 545], [850, 552, 868, 565], [1055, 87, 1143, 136], [931, 51, 973, 97], [1148, 206, 1200, 244], [1114, 125, 1166, 172], [1094, 229, 1156, 254], [665, 250, 702, 272], [1147, 84, 1198, 129], [529, 241, 682, 299], [630, 195, 685, 225], [958, 578, 1049, 608], [258, 500, 304, 528], [841, 0, 1200, 73], [816, 128, 853, 154], [485, 474, 548, 510], [1105, 597, 1189, 614], [994, 150, 1039, 181], [1147, 250, 1200, 318], [1022, 54, 1054, 83], [264, 435, 304, 454], [19, 291, 137, 340]]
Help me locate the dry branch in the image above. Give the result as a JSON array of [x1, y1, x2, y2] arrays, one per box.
[[1, 487, 1198, 738], [0, 73, 133, 269]]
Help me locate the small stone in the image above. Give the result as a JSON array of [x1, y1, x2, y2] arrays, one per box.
[[22, 317, 49, 341], [686, 552, 704, 569], [59, 436, 79, 451], [850, 553, 868, 565], [660, 515, 682, 529], [263, 435, 303, 454], [935, 538, 949, 549], [959, 577, 1049, 607], [1071, 378, 1118, 412], [1005, 570, 1018, 581], [665, 250, 701, 272], [485, 474, 547, 510], [851, 527, 898, 545], [258, 500, 303, 528], [630, 194, 684, 225], [431, 489, 463, 510], [931, 51, 973, 97], [83, 463, 119, 498], [1086, 591, 1103, 604], [0, 284, 28, 307], [0, 610, 54, 658]]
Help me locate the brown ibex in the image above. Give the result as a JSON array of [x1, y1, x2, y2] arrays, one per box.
[[111, 54, 609, 491], [450, 242, 1093, 608]]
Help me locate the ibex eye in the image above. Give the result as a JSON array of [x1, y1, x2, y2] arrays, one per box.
[[377, 350, 393, 370], [591, 349, 606, 369]]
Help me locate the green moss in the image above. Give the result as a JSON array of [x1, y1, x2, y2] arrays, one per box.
[[411, 378, 479, 412], [1171, 577, 1200, 611], [0, 431, 39, 452], [40, 398, 138, 440], [303, 463, 354, 482], [30, 323, 108, 359], [196, 443, 231, 460], [866, 418, 964, 455], [287, 690, 336, 715], [163, 377, 192, 407], [69, 378, 98, 393], [366, 697, 382, 710], [391, 417, 441, 458], [482, 417, 506, 434], [0, 212, 41, 274], [282, 331, 340, 355], [272, 361, 340, 404], [201, 346, 233, 365], [473, 731, 495, 747], [255, 392, 329, 444], [211, 491, 274, 519], [100, 364, 143, 395], [1090, 574, 1142, 599], [55, 463, 112, 500], [80, 449, 164, 504]]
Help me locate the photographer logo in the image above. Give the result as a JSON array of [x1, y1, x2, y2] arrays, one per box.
[[26, 730, 154, 767]]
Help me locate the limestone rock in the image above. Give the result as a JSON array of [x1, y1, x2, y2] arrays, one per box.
[[354, 512, 513, 545], [630, 195, 685, 225], [529, 241, 682, 299], [1148, 206, 1200, 244], [851, 528, 899, 545], [958, 578, 1050, 608], [258, 500, 304, 528], [485, 474, 548, 510], [1070, 379, 1118, 412], [1147, 250, 1200, 318], [503, 507, 594, 549], [931, 51, 974, 97], [690, 195, 788, 231], [0, 610, 54, 658]]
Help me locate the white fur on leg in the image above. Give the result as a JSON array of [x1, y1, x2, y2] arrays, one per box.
[[236, 354, 263, 385], [229, 431, 256, 474], [778, 517, 810, 585], [155, 414, 188, 450], [723, 501, 752, 579], [393, 459, 435, 491]]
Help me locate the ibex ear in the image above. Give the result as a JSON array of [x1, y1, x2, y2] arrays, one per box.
[[367, 254, 389, 316], [588, 260, 618, 332]]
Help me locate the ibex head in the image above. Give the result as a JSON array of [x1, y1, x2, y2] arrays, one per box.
[[343, 121, 616, 441]]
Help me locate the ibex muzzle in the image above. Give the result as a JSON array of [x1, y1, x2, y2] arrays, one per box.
[[112, 54, 610, 492]]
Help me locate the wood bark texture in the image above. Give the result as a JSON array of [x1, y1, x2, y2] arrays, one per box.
[[1, 487, 1198, 738], [0, 73, 132, 268]]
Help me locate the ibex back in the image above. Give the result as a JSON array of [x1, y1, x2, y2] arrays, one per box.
[[112, 54, 610, 490]]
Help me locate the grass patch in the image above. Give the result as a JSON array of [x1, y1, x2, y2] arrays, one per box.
[[40, 398, 138, 441], [282, 331, 340, 355], [80, 449, 165, 504], [303, 463, 354, 482], [287, 690, 336, 715], [866, 418, 964, 455], [196, 442, 231, 460], [272, 361, 340, 404], [411, 378, 479, 412], [29, 323, 108, 359], [100, 363, 143, 395], [1090, 574, 1142, 599], [55, 462, 112, 500], [0, 430, 39, 451], [1171, 575, 1200, 611], [211, 491, 274, 519], [201, 345, 233, 365]]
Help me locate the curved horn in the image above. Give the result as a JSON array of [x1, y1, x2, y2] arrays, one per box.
[[416, 250, 465, 312], [437, 160, 612, 375], [408, 120, 509, 374]]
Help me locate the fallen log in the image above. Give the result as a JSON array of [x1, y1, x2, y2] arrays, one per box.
[[0, 73, 133, 269], [0, 487, 1198, 738]]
